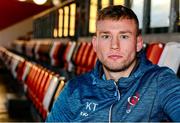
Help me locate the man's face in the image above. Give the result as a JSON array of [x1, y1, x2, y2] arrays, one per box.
[[92, 19, 143, 72]]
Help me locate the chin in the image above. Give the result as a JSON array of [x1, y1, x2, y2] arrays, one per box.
[[104, 64, 127, 72]]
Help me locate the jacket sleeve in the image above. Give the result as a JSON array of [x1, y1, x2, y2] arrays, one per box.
[[158, 68, 180, 121], [46, 81, 72, 122]]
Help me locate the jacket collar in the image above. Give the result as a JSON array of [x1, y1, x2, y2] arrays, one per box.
[[91, 50, 154, 90]]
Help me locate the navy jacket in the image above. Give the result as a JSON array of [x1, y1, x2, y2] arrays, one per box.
[[46, 51, 180, 122]]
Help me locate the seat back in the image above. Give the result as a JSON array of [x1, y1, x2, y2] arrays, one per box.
[[63, 41, 76, 71], [37, 41, 52, 63], [53, 77, 66, 101], [16, 59, 26, 82], [71, 41, 82, 67], [146, 42, 164, 64], [50, 41, 67, 67], [42, 76, 66, 119], [22, 61, 32, 92], [158, 42, 180, 73], [25, 41, 36, 58], [42, 75, 59, 111], [77, 42, 96, 74]]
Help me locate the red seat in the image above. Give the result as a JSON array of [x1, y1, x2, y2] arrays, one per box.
[[50, 41, 61, 66], [32, 67, 46, 106], [37, 71, 54, 116], [74, 41, 97, 75], [63, 42, 72, 70], [33, 70, 50, 110], [41, 76, 66, 120], [81, 42, 93, 67], [63, 41, 76, 71], [75, 42, 88, 75], [87, 46, 97, 70], [36, 41, 52, 63], [71, 41, 82, 66], [21, 61, 33, 92], [16, 59, 26, 82], [11, 55, 24, 78], [27, 65, 41, 101], [42, 76, 66, 119], [21, 61, 32, 82], [146, 42, 164, 64], [25, 64, 35, 86], [25, 41, 36, 58], [50, 41, 67, 67]]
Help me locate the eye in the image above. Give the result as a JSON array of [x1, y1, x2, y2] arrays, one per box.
[[101, 34, 111, 39], [99, 34, 112, 41], [120, 35, 129, 39]]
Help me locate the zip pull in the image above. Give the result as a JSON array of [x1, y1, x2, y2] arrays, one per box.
[[114, 81, 121, 101]]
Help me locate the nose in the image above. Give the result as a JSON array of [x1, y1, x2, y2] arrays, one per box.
[[111, 37, 119, 50]]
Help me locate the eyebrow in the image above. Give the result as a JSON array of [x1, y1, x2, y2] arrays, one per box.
[[99, 31, 110, 34], [119, 31, 132, 34], [98, 31, 133, 35]]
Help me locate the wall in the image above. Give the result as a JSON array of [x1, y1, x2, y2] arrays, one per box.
[[0, 17, 33, 48], [142, 33, 180, 43]]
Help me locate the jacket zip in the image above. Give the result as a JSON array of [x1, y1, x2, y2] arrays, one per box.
[[108, 81, 121, 123]]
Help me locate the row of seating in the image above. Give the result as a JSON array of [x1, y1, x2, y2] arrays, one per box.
[[0, 47, 66, 120], [12, 39, 180, 75], [11, 39, 97, 75]]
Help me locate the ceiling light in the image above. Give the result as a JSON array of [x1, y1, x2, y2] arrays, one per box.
[[52, 0, 61, 6], [33, 0, 47, 5]]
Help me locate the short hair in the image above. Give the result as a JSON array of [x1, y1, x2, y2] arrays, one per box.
[[97, 5, 140, 34]]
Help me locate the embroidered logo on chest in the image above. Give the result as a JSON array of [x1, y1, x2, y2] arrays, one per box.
[[126, 92, 140, 113], [80, 101, 98, 117]]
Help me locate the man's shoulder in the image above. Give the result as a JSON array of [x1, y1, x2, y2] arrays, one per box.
[[63, 71, 95, 98], [138, 64, 178, 84], [66, 71, 94, 90], [143, 63, 174, 75], [152, 65, 176, 76], [69, 71, 93, 83], [144, 65, 180, 85]]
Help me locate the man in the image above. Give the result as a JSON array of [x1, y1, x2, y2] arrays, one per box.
[[46, 5, 180, 122]]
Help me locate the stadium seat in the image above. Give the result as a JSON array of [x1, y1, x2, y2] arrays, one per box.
[[21, 61, 33, 92], [42, 76, 66, 119], [25, 41, 36, 58], [50, 41, 67, 67], [158, 42, 180, 74], [63, 41, 76, 71], [36, 41, 52, 63], [146, 42, 164, 64]]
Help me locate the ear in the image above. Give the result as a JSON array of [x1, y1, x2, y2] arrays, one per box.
[[92, 36, 97, 52], [136, 34, 143, 52]]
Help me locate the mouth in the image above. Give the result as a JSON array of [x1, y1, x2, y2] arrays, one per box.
[[108, 54, 123, 61]]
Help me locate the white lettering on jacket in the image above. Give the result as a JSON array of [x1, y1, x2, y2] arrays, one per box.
[[86, 102, 98, 111], [80, 102, 98, 117]]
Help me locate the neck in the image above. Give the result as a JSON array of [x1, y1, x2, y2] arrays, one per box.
[[103, 59, 137, 82]]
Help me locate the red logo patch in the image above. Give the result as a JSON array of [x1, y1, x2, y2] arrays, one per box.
[[126, 92, 140, 113]]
